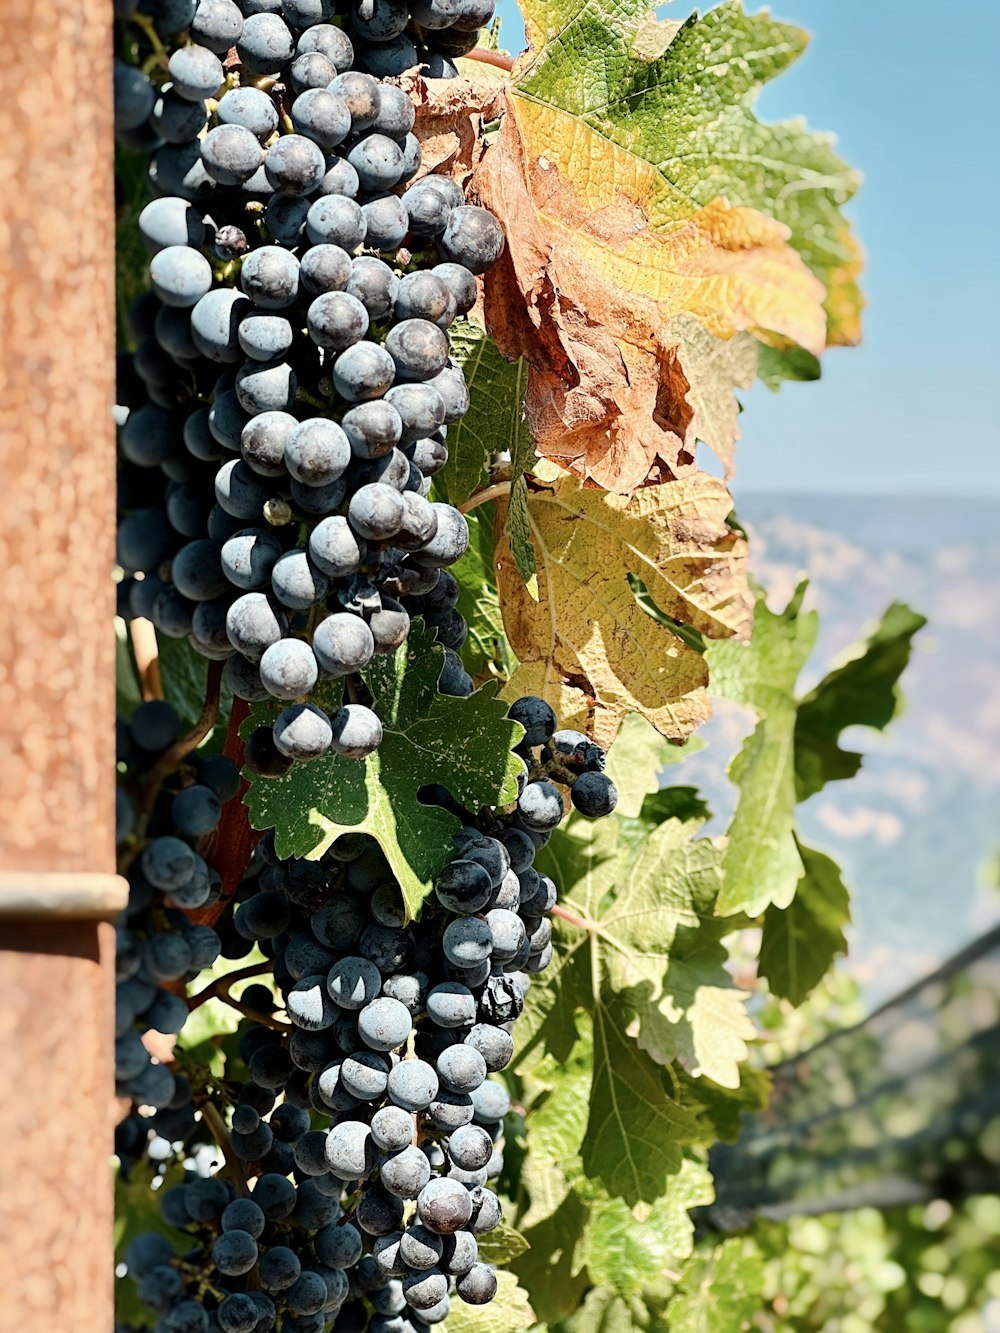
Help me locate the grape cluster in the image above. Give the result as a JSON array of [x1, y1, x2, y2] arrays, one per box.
[[122, 696, 617, 1330], [115, 0, 506, 774], [115, 700, 239, 1154]]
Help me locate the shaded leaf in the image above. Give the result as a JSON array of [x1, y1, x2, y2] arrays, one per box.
[[759, 840, 851, 1005], [475, 1221, 530, 1265], [241, 622, 523, 917], [665, 1237, 764, 1332], [794, 602, 927, 800], [496, 474, 751, 746], [584, 999, 702, 1205], [440, 320, 538, 589], [756, 339, 822, 390], [451, 505, 512, 681], [662, 317, 759, 479]]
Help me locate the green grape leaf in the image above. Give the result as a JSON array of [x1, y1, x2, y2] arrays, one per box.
[[758, 840, 851, 1005], [241, 622, 524, 917], [475, 1221, 531, 1265], [756, 340, 822, 390], [706, 582, 816, 916], [665, 1238, 765, 1333], [451, 506, 513, 680], [707, 588, 925, 917], [560, 1288, 643, 1333], [443, 1271, 535, 1333], [440, 321, 538, 590], [794, 602, 927, 800], [530, 816, 753, 1091], [579, 1158, 714, 1296], [584, 999, 702, 1205], [513, 0, 862, 343], [513, 1190, 591, 1324]]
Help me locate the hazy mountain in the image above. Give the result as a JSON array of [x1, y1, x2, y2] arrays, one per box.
[[682, 493, 1000, 1004]]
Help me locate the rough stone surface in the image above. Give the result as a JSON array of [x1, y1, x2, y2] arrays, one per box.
[[0, 2, 118, 1327], [0, 920, 117, 1327], [0, 0, 117, 874]]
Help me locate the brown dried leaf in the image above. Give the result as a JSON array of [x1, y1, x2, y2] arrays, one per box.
[[496, 473, 751, 746], [401, 73, 504, 183], [474, 91, 826, 492]]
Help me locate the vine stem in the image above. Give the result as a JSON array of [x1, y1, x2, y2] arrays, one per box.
[[551, 904, 591, 933], [466, 47, 516, 72], [186, 959, 271, 1011], [459, 480, 512, 514], [133, 659, 224, 841], [200, 1099, 251, 1198]]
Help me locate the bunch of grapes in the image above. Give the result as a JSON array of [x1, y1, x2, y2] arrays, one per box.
[[115, 700, 240, 1161], [115, 0, 507, 775], [121, 695, 617, 1330]]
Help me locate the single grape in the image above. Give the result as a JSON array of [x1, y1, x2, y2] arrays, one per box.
[[455, 1263, 498, 1305], [325, 1120, 374, 1180], [236, 11, 295, 73], [386, 1058, 438, 1112], [415, 1178, 473, 1235], [312, 611, 375, 676], [149, 245, 213, 308], [326, 954, 382, 1009], [272, 702, 333, 760], [357, 995, 412, 1052], [426, 981, 477, 1029], [307, 290, 370, 352], [380, 1144, 432, 1198], [329, 703, 383, 759], [217, 86, 279, 139], [308, 515, 367, 577], [571, 770, 619, 817], [300, 243, 352, 295]]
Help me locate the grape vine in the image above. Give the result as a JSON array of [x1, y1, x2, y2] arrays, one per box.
[[108, 0, 900, 1328]]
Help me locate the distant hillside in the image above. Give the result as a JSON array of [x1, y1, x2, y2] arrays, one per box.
[[682, 493, 1000, 1003]]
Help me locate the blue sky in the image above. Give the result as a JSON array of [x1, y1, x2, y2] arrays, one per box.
[[492, 0, 1000, 494]]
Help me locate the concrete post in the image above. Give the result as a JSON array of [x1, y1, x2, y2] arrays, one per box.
[[0, 0, 126, 1326]]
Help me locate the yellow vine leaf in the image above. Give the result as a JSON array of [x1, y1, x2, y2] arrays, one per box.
[[474, 89, 827, 492], [495, 474, 751, 746]]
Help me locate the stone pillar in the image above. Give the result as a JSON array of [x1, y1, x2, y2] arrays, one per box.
[[0, 0, 126, 1326]]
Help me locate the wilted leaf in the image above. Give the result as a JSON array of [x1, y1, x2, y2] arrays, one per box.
[[496, 473, 751, 746], [241, 622, 523, 917], [478, 107, 825, 491], [759, 840, 851, 1005], [662, 317, 759, 479], [472, 0, 858, 491], [403, 72, 503, 182]]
